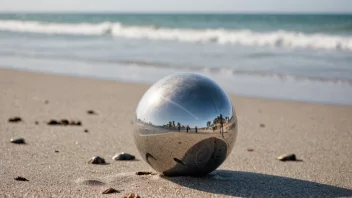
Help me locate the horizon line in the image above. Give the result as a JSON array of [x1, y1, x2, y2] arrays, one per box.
[[0, 11, 351, 15]]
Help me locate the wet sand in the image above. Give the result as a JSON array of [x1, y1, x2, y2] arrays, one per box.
[[0, 68, 351, 197]]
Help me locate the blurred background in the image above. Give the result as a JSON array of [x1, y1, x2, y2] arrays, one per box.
[[0, 0, 352, 105]]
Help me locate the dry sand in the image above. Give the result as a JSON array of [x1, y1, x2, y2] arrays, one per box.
[[0, 68, 351, 197]]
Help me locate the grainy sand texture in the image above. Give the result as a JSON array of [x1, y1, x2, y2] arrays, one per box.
[[1, 68, 351, 197]]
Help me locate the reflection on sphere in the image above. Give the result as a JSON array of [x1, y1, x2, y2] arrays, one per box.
[[134, 73, 238, 176]]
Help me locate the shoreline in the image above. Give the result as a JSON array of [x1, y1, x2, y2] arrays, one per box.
[[2, 67, 351, 108], [1, 68, 351, 197]]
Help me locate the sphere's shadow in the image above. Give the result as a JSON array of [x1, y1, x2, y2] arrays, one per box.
[[163, 170, 352, 197]]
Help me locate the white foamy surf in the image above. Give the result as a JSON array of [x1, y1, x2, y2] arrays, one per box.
[[1, 20, 352, 51]]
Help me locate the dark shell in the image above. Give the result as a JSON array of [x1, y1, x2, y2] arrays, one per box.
[[277, 154, 297, 161], [14, 176, 29, 181], [112, 153, 135, 161], [10, 138, 25, 144], [88, 156, 106, 164], [8, 117, 22, 123], [102, 188, 120, 194]]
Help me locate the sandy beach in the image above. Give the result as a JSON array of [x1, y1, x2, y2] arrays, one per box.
[[0, 68, 351, 197]]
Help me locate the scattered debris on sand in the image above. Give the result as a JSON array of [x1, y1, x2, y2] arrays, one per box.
[[10, 138, 25, 144], [70, 120, 82, 126], [135, 171, 156, 176], [14, 176, 29, 181], [260, 123, 265, 128], [113, 153, 135, 161], [60, 119, 69, 126], [247, 148, 254, 152], [87, 110, 97, 115], [277, 154, 300, 161], [124, 193, 141, 198], [102, 188, 120, 194], [88, 156, 106, 164], [8, 117, 22, 123], [47, 119, 82, 126]]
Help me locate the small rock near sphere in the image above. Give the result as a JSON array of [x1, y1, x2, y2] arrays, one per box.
[[102, 188, 120, 194], [277, 154, 297, 161], [88, 156, 106, 164], [14, 176, 29, 181], [10, 138, 25, 144], [124, 193, 141, 198], [112, 153, 135, 161], [8, 117, 22, 123]]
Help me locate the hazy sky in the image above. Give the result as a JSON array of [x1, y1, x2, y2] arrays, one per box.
[[0, 0, 351, 13]]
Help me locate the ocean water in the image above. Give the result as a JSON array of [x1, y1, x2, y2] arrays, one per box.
[[0, 13, 351, 105]]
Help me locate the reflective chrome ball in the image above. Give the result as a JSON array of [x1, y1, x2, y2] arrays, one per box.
[[134, 73, 237, 177]]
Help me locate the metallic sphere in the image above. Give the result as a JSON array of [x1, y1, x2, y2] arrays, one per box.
[[134, 73, 238, 177]]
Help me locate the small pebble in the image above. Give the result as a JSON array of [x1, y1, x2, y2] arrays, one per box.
[[10, 138, 25, 144], [14, 176, 29, 181], [84, 129, 89, 133], [247, 148, 254, 152], [47, 120, 60, 125], [102, 188, 120, 194], [8, 117, 22, 123], [60, 119, 69, 125], [47, 119, 82, 126], [124, 193, 140, 198], [112, 152, 135, 161], [87, 110, 97, 115], [70, 120, 82, 126], [136, 171, 156, 176], [55, 150, 59, 153], [260, 123, 265, 128], [44, 100, 49, 104], [276, 154, 297, 161], [88, 156, 106, 164], [34, 121, 39, 125]]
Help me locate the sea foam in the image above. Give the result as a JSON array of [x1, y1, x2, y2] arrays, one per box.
[[1, 20, 352, 51]]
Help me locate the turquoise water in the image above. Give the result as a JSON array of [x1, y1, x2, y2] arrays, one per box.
[[1, 13, 352, 34], [0, 13, 352, 105]]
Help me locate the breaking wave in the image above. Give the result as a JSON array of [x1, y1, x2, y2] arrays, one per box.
[[1, 20, 352, 51]]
